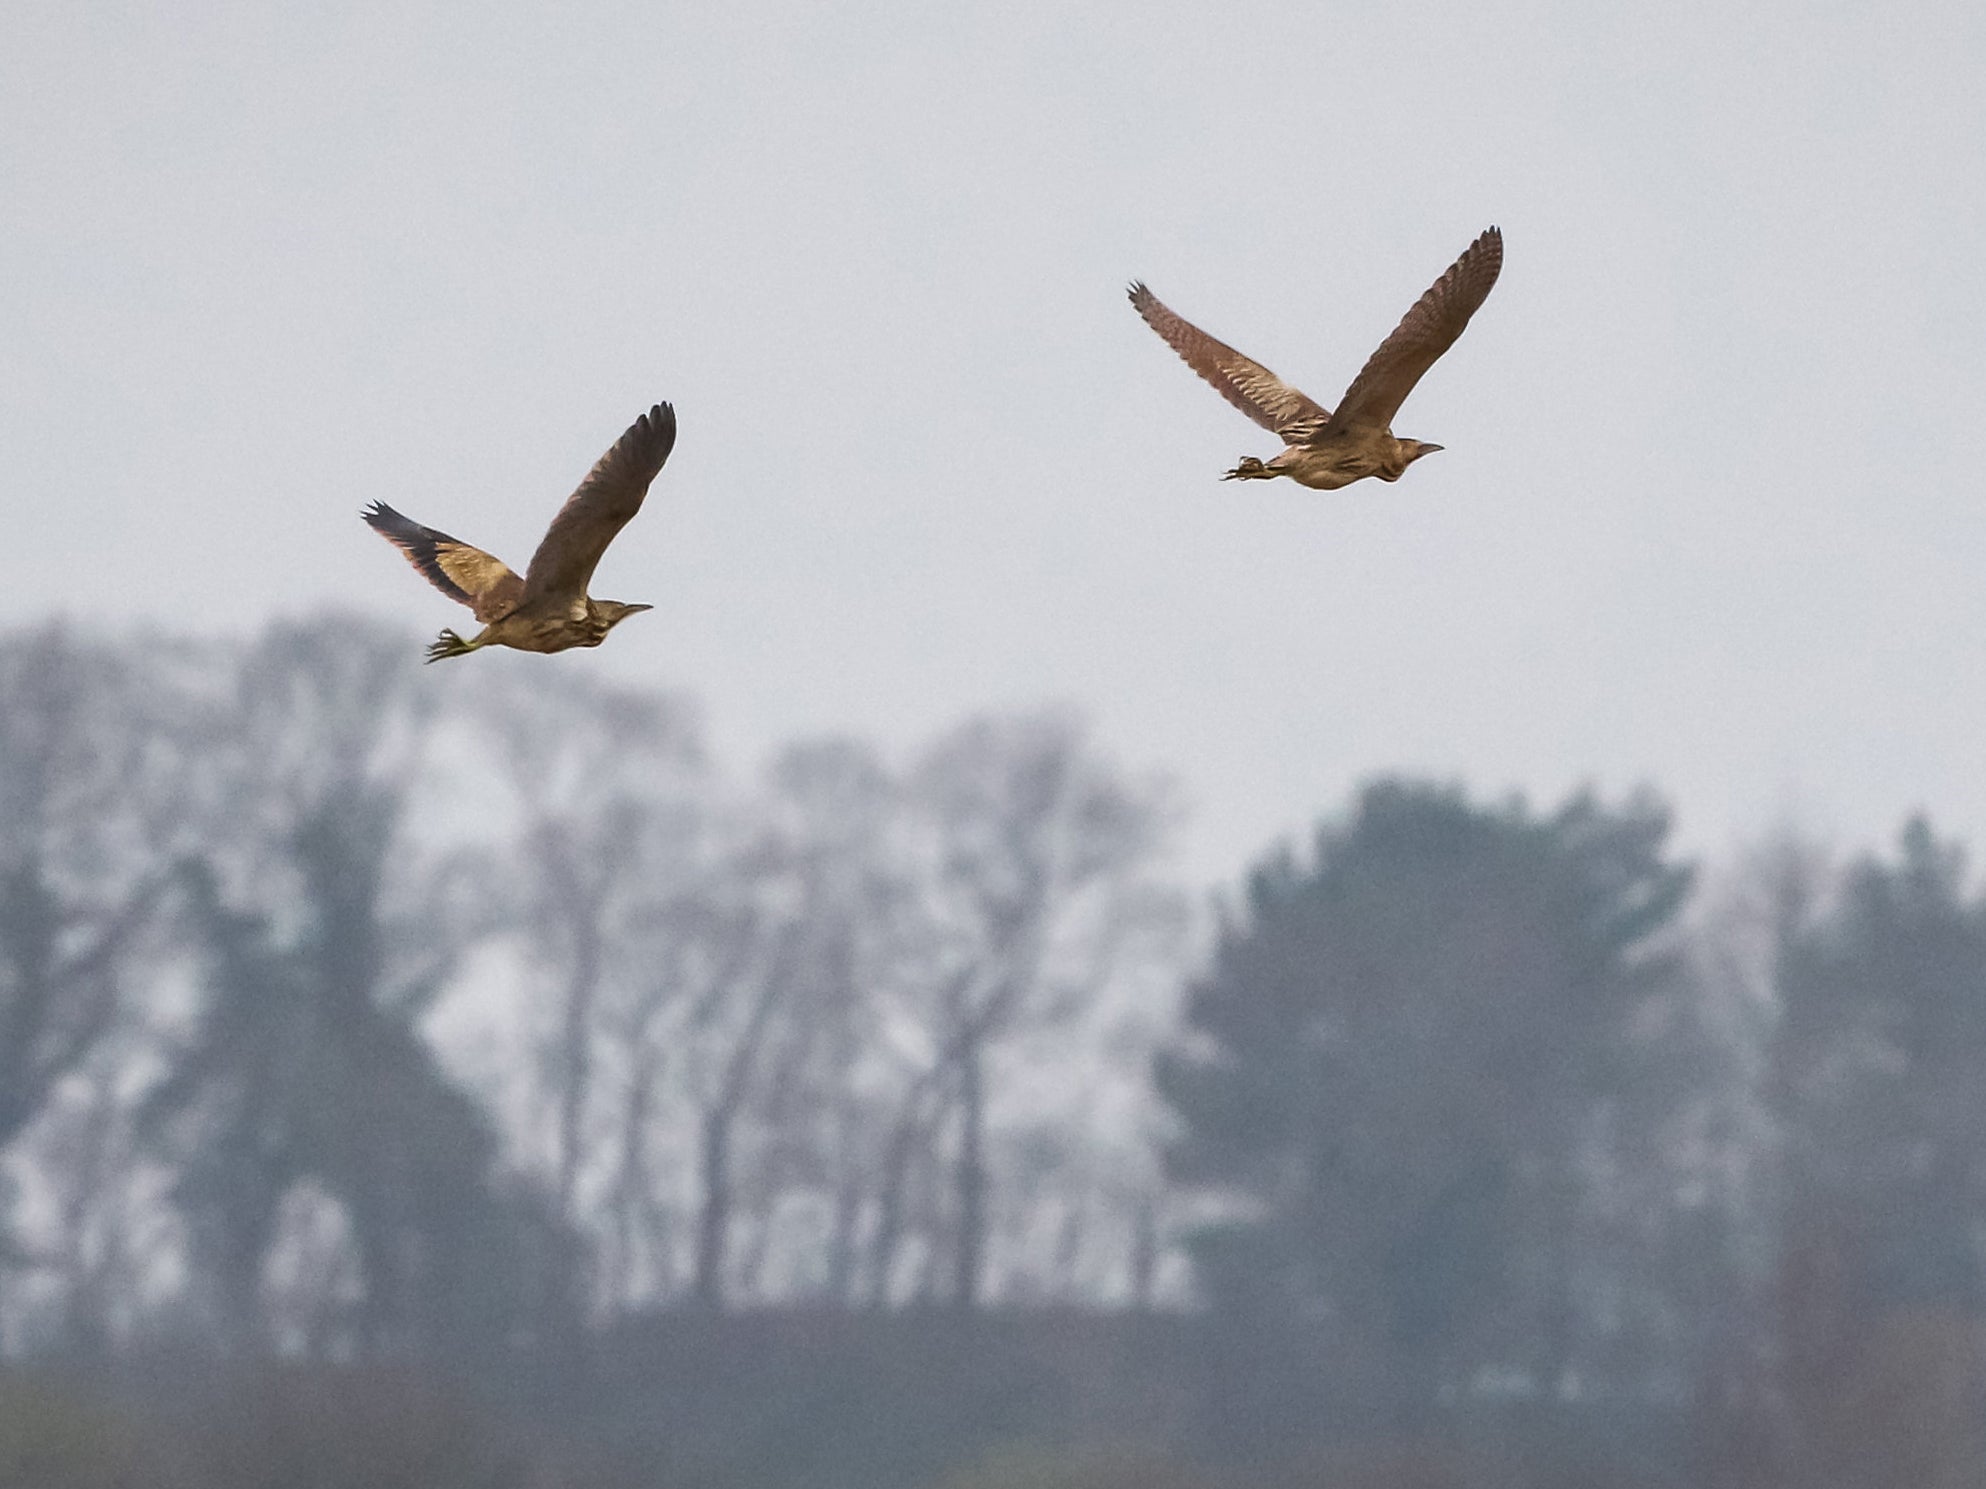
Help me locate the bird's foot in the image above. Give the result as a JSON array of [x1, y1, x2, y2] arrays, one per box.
[[425, 628, 475, 664], [1221, 456, 1271, 481]]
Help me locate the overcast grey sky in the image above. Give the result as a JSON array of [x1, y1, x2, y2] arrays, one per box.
[[5, 0, 1983, 885]]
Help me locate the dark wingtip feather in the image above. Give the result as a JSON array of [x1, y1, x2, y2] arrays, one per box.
[[634, 402, 678, 470], [361, 500, 427, 543], [361, 502, 476, 607]]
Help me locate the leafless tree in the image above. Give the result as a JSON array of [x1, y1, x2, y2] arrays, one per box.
[[475, 667, 706, 1226], [0, 626, 205, 1345], [0, 628, 187, 1155], [894, 710, 1181, 1311]]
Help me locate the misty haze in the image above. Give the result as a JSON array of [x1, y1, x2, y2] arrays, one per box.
[[4, 2, 1986, 1487]]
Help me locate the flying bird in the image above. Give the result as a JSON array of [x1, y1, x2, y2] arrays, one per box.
[[363, 403, 676, 663], [1129, 227, 1502, 490]]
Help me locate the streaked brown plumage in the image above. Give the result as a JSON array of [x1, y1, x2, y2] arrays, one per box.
[[363, 403, 676, 663], [1130, 227, 1502, 489]]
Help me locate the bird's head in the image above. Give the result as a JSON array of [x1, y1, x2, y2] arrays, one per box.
[[596, 600, 654, 632]]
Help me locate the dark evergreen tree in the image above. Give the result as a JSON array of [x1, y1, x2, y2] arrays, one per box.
[[148, 859, 308, 1353], [153, 785, 583, 1363], [1775, 817, 1986, 1307], [1156, 778, 1691, 1433]]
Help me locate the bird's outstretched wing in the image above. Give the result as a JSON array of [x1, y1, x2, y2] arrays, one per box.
[[362, 502, 524, 622], [1129, 283, 1332, 438], [523, 403, 677, 603], [1327, 226, 1502, 435]]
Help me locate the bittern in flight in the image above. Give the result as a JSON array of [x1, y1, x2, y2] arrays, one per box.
[[1129, 227, 1501, 490], [363, 403, 676, 663]]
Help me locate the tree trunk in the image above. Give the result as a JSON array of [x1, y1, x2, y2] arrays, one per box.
[[866, 1081, 936, 1309], [553, 922, 601, 1224], [691, 1112, 731, 1309], [952, 1040, 986, 1312]]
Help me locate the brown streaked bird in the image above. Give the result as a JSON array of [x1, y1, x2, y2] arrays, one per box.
[[363, 403, 676, 663], [1129, 227, 1502, 490]]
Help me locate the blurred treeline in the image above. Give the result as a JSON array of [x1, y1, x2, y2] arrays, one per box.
[[0, 619, 1981, 1489]]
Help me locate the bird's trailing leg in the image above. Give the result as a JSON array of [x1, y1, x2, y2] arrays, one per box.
[[1221, 456, 1275, 481], [425, 627, 489, 664]]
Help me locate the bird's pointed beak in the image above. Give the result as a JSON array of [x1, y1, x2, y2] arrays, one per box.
[[1418, 443, 1444, 455], [627, 603, 654, 615]]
